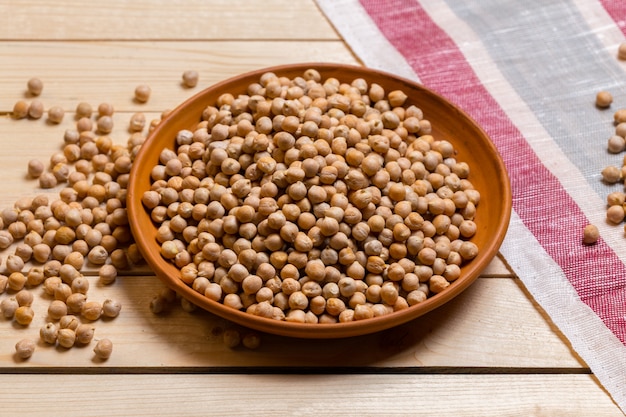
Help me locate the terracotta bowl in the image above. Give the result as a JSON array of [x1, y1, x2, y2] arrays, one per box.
[[127, 63, 512, 339]]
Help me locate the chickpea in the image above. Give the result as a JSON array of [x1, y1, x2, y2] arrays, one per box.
[[92, 338, 113, 359], [59, 314, 80, 330], [57, 328, 76, 348], [8, 272, 27, 292], [182, 70, 199, 88], [15, 338, 36, 359], [40, 322, 59, 344], [48, 300, 68, 321], [97, 115, 114, 134], [1, 297, 19, 319], [74, 323, 95, 345], [27, 159, 45, 178], [583, 224, 599, 245], [607, 135, 625, 153], [14, 305, 35, 325], [28, 99, 44, 119], [13, 100, 30, 119], [134, 84, 152, 103], [53, 281, 72, 301], [138, 70, 484, 324], [607, 205, 625, 224], [66, 293, 87, 314], [15, 289, 34, 307], [99, 264, 118, 285], [27, 77, 44, 96], [82, 300, 103, 321], [596, 91, 613, 109], [75, 102, 93, 119]]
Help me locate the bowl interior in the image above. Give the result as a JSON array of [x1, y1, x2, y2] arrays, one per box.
[[127, 63, 512, 339]]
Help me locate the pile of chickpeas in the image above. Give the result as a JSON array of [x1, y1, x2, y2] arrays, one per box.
[[599, 106, 626, 236], [0, 76, 163, 360], [593, 42, 626, 245], [143, 69, 481, 325]]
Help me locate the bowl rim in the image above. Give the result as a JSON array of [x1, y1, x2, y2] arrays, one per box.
[[127, 62, 512, 339]]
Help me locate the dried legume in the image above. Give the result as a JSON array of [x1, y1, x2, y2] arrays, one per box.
[[142, 69, 481, 324], [27, 78, 43, 96], [15, 338, 36, 359]]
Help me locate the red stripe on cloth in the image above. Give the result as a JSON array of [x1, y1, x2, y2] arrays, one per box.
[[600, 1, 626, 34], [359, 0, 626, 341]]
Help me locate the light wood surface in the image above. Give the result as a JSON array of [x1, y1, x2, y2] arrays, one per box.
[[0, 1, 622, 415]]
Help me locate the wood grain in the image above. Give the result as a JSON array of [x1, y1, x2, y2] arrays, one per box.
[[0, 41, 359, 113], [0, 0, 339, 41], [0, 278, 583, 369], [0, 0, 622, 415], [0, 374, 620, 417]]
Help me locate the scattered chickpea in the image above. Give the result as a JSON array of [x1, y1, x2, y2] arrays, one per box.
[[13, 100, 30, 119], [601, 165, 621, 184], [28, 100, 45, 119], [619, 42, 626, 60], [93, 338, 113, 360], [182, 70, 199, 88], [66, 293, 87, 314], [75, 102, 93, 119], [59, 314, 80, 331], [98, 264, 117, 285], [48, 299, 69, 321], [607, 205, 625, 224], [149, 294, 169, 314], [129, 112, 146, 132], [39, 172, 58, 189], [134, 84, 151, 103], [97, 115, 114, 134], [98, 102, 115, 118], [102, 298, 122, 318], [57, 328, 76, 348], [40, 322, 58, 344], [15, 289, 34, 307], [6, 254, 25, 273], [47, 106, 65, 124], [0, 275, 7, 293], [15, 338, 36, 359], [242, 332, 262, 349], [14, 305, 35, 325], [608, 135, 625, 154], [583, 224, 599, 245], [596, 91, 613, 109], [223, 329, 241, 348], [75, 323, 96, 344], [615, 109, 626, 125], [8, 272, 27, 292], [54, 283, 72, 302], [27, 77, 44, 96], [1, 297, 19, 319], [82, 300, 103, 321]]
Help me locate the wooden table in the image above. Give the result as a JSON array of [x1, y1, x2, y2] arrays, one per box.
[[0, 1, 622, 415]]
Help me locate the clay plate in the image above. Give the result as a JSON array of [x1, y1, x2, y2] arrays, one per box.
[[127, 63, 512, 339]]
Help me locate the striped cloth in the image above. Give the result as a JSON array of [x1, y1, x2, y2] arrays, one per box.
[[317, 0, 626, 412]]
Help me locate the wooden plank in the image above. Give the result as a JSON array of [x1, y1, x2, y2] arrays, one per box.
[[478, 252, 512, 277], [0, 374, 621, 416], [0, 88, 572, 370], [0, 0, 339, 41], [0, 278, 583, 369], [0, 41, 359, 113]]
